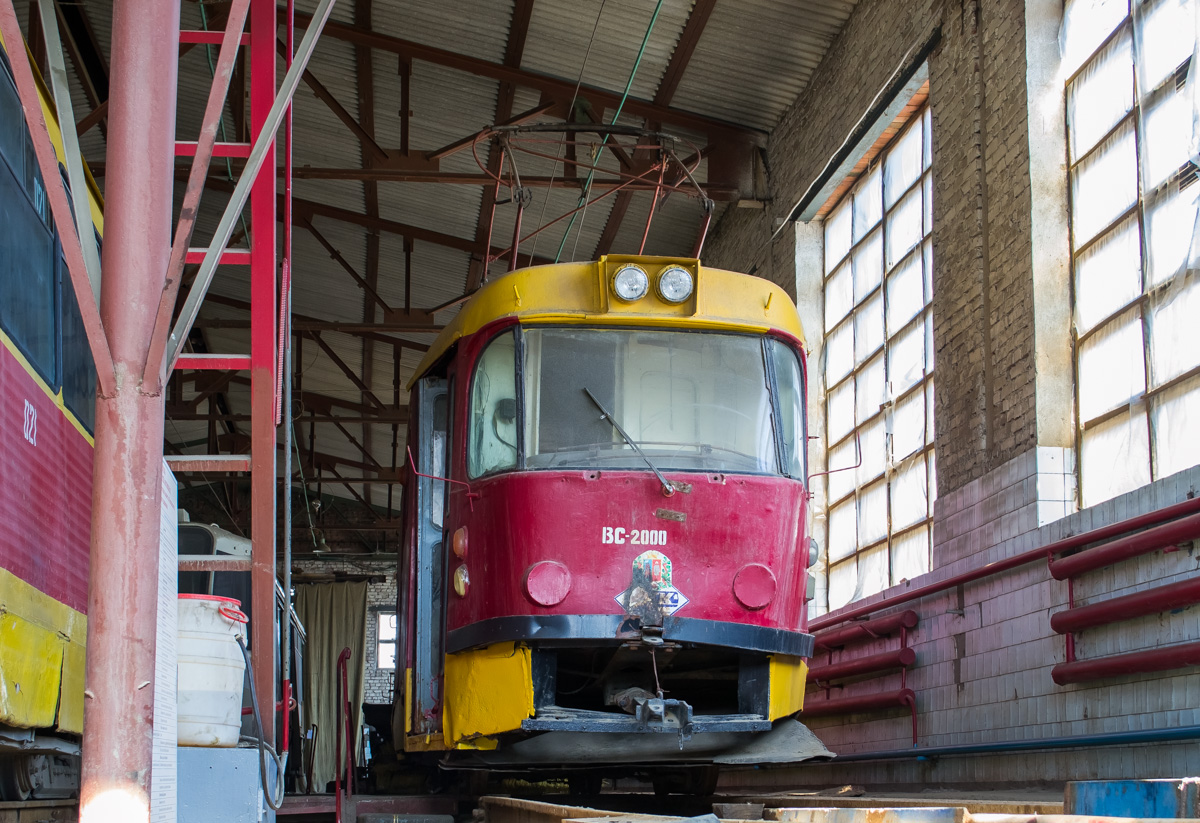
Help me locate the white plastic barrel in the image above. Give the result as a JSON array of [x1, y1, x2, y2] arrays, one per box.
[[177, 594, 248, 747]]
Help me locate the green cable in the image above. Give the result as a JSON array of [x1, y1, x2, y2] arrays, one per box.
[[554, 0, 666, 263]]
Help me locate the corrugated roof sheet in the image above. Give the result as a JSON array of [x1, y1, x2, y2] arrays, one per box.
[[42, 0, 860, 508]]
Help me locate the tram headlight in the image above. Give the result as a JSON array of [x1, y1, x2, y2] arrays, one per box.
[[453, 564, 470, 597], [656, 266, 693, 304], [453, 526, 468, 558], [612, 264, 649, 302]]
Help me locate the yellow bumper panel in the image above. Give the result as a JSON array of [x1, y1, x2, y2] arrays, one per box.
[[0, 569, 86, 732], [443, 642, 533, 747], [768, 654, 809, 721]]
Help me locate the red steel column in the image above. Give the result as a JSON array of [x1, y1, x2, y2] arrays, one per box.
[[80, 0, 179, 820], [249, 0, 278, 745]]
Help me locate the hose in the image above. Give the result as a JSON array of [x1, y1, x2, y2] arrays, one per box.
[[236, 637, 286, 811]]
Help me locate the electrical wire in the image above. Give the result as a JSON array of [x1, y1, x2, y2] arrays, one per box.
[[554, 0, 666, 263], [525, 0, 608, 268], [237, 636, 286, 810]]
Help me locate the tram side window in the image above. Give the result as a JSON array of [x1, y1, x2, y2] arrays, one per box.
[[60, 256, 98, 432], [468, 330, 519, 478], [0, 148, 57, 383], [768, 339, 807, 480]]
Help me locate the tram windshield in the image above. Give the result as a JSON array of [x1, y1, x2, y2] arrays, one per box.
[[467, 327, 806, 478]]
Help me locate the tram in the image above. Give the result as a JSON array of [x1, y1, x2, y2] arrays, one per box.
[[0, 36, 102, 800], [393, 256, 826, 787]]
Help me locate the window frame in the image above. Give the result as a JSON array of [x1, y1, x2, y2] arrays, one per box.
[[821, 103, 936, 611], [376, 610, 398, 671], [1063, 0, 1200, 506]]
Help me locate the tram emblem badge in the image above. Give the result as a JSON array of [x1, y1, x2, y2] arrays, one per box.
[[615, 549, 689, 621]]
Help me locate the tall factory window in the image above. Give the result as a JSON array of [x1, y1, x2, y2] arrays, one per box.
[[1063, 0, 1200, 507], [822, 106, 935, 611], [377, 612, 397, 669]]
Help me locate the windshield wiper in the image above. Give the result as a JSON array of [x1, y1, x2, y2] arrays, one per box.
[[583, 387, 675, 497]]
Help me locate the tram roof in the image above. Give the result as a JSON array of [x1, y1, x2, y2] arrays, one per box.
[[411, 255, 807, 384]]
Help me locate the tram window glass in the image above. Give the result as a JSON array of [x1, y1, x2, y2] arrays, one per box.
[[377, 612, 397, 670], [1063, 0, 1200, 507], [768, 339, 807, 479], [522, 328, 779, 474], [0, 63, 22, 170], [468, 330, 519, 478], [0, 145, 57, 383], [822, 104, 934, 611], [60, 255, 97, 432]]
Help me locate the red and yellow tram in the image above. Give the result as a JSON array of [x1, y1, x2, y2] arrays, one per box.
[[0, 35, 101, 799], [394, 256, 824, 780]]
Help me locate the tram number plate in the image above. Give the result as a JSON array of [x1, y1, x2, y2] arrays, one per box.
[[602, 526, 667, 546]]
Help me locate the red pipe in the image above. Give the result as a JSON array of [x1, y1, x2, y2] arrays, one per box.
[[813, 610, 919, 650], [1049, 510, 1200, 580], [802, 688, 916, 717], [1051, 576, 1200, 635], [334, 647, 353, 823], [809, 495, 1200, 632], [1052, 640, 1200, 685], [807, 647, 916, 682]]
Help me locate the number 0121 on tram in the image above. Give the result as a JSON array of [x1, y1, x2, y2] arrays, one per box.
[[394, 255, 827, 768]]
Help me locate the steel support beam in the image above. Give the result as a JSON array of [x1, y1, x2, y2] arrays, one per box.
[[68, 0, 178, 817], [287, 9, 761, 139]]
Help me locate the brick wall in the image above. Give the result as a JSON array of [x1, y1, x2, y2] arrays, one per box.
[[738, 454, 1200, 789], [704, 0, 1042, 496]]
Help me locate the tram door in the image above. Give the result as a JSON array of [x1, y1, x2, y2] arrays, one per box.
[[411, 377, 450, 737]]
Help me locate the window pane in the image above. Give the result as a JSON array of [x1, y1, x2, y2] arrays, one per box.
[[886, 187, 924, 269], [1152, 375, 1200, 479], [1067, 31, 1133, 162], [469, 330, 519, 478], [857, 416, 886, 485], [378, 612, 398, 641], [1062, 0, 1129, 76], [1074, 217, 1142, 333], [858, 479, 887, 546], [769, 340, 807, 478], [377, 643, 397, 670], [892, 525, 930, 584], [827, 378, 855, 444], [1141, 90, 1192, 191], [892, 387, 926, 460], [1135, 0, 1196, 93], [61, 258, 97, 432], [888, 320, 926, 395], [1078, 310, 1147, 422], [828, 499, 857, 562], [1145, 184, 1199, 288], [922, 108, 932, 168], [855, 291, 884, 364], [1081, 408, 1151, 507], [855, 353, 886, 422], [886, 252, 925, 333], [825, 261, 852, 331], [926, 380, 936, 447], [885, 120, 924, 208], [891, 457, 928, 531], [0, 161, 57, 382], [1148, 276, 1200, 387], [1071, 119, 1138, 246], [853, 229, 883, 303], [523, 329, 779, 473], [825, 320, 854, 385], [853, 166, 882, 242], [828, 558, 858, 611], [923, 173, 933, 234], [825, 198, 852, 270], [858, 543, 889, 600], [828, 437, 858, 501]]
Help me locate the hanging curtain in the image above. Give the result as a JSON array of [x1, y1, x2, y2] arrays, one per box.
[[295, 581, 367, 792]]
